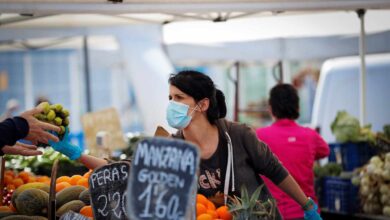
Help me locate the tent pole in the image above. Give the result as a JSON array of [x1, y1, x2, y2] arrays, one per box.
[[234, 61, 240, 122], [357, 9, 367, 126], [83, 36, 92, 112]]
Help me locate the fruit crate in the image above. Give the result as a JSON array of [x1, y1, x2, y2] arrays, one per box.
[[322, 176, 359, 214], [328, 142, 378, 171]]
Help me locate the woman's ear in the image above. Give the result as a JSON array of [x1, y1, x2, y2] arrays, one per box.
[[199, 98, 210, 112]]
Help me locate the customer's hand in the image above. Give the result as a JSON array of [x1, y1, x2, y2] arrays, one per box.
[[20, 106, 60, 145], [2, 142, 43, 156], [49, 127, 82, 160], [303, 199, 322, 220]]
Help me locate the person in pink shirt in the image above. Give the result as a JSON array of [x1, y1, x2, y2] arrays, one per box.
[[256, 83, 329, 220]]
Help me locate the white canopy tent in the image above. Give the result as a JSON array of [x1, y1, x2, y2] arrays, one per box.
[[1, 0, 390, 14], [1, 0, 389, 133]]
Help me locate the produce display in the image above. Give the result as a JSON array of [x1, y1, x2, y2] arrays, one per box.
[[227, 185, 276, 220], [4, 148, 88, 177], [331, 111, 390, 151], [34, 102, 70, 141], [0, 170, 50, 219], [377, 125, 390, 143], [0, 170, 94, 219], [352, 153, 390, 216], [314, 162, 343, 179], [196, 194, 232, 220], [331, 111, 376, 144]]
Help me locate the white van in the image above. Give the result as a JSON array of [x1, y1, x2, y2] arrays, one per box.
[[311, 54, 390, 143]]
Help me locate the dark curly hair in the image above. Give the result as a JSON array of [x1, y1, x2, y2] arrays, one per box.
[[269, 83, 299, 120], [168, 70, 227, 124]]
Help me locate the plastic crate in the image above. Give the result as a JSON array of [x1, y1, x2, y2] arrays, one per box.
[[322, 176, 359, 214], [328, 142, 377, 171]]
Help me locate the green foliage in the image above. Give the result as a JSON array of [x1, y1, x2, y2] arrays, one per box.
[[314, 162, 343, 179], [383, 125, 390, 139], [377, 124, 390, 143], [4, 148, 87, 176], [228, 185, 276, 220]]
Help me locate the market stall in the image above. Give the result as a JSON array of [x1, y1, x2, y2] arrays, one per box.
[[1, 1, 390, 220]]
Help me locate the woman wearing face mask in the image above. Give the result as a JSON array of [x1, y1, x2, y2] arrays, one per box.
[[166, 70, 322, 220], [49, 70, 321, 220]]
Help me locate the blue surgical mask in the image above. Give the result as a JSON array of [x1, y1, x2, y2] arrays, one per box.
[[166, 101, 198, 129]]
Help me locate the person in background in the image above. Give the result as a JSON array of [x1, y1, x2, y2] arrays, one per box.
[[0, 105, 60, 156], [35, 96, 50, 107], [0, 99, 20, 122], [256, 83, 329, 220]]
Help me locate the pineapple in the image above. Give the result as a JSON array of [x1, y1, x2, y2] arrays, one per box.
[[228, 184, 277, 220]]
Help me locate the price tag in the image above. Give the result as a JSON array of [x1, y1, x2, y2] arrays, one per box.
[[127, 137, 200, 220], [81, 108, 126, 155], [89, 162, 130, 220]]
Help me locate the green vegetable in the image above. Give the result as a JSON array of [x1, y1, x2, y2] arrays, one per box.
[[331, 111, 361, 142], [331, 111, 376, 144], [384, 125, 390, 139], [314, 162, 343, 178]]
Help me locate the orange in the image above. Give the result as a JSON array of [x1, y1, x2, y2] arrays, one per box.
[[196, 213, 213, 220], [206, 201, 216, 211], [37, 176, 50, 183], [44, 180, 51, 185], [69, 175, 83, 185], [216, 206, 232, 220], [6, 184, 16, 191], [76, 178, 89, 188], [5, 170, 15, 178], [196, 203, 207, 216], [57, 176, 71, 184], [12, 178, 24, 188], [56, 182, 72, 192], [206, 209, 218, 218], [28, 176, 37, 183], [80, 205, 93, 217], [83, 170, 92, 179], [197, 194, 209, 206], [17, 171, 30, 183], [4, 174, 13, 185]]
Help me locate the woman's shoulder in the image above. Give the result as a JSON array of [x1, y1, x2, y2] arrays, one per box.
[[216, 119, 256, 138]]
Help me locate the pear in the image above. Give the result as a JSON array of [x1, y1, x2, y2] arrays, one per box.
[[47, 110, 56, 121], [54, 117, 62, 126]]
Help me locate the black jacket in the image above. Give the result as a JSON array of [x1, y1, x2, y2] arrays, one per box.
[[0, 117, 29, 155], [174, 119, 289, 219]]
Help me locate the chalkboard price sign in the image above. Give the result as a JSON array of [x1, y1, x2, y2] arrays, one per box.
[[59, 211, 89, 220], [127, 137, 200, 220], [89, 162, 130, 220]]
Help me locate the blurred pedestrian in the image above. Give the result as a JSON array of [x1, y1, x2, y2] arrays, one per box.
[[256, 83, 329, 219], [0, 99, 19, 122]]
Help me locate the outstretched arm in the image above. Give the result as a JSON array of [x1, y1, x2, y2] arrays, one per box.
[[78, 154, 108, 170], [278, 175, 321, 220]]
